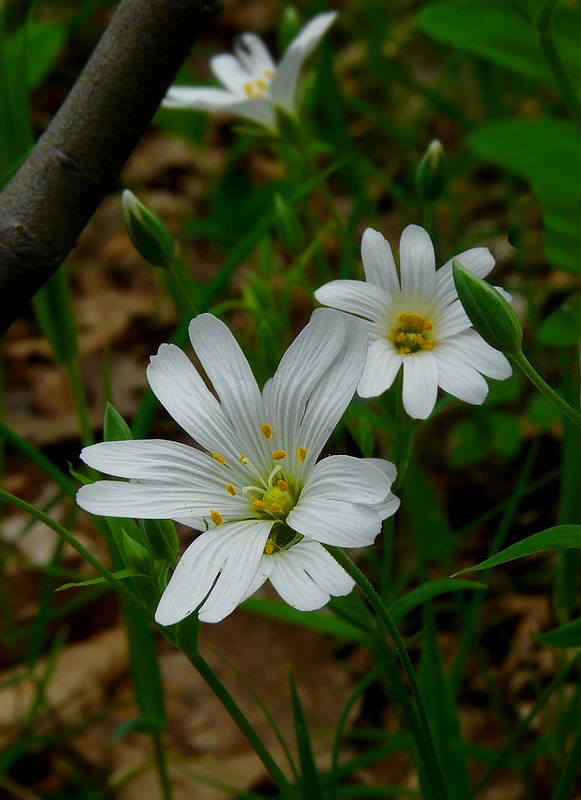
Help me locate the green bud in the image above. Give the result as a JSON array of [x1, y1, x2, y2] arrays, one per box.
[[121, 190, 175, 268], [104, 401, 133, 442], [415, 140, 447, 202], [452, 259, 522, 357], [274, 193, 305, 253], [118, 526, 154, 571], [278, 6, 301, 52]]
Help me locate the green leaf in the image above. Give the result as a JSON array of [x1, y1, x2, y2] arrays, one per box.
[[538, 293, 581, 346], [5, 22, 66, 92], [468, 119, 581, 273], [453, 525, 581, 576], [416, 0, 581, 85], [104, 401, 133, 442], [389, 579, 486, 624], [534, 616, 581, 647], [289, 671, 325, 800], [448, 418, 488, 468], [56, 568, 145, 592], [489, 412, 521, 459]]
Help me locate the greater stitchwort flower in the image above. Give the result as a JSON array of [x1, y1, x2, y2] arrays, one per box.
[[162, 11, 337, 131], [315, 225, 512, 419], [77, 311, 399, 623]]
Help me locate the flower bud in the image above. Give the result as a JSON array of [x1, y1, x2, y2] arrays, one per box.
[[415, 140, 447, 202], [274, 193, 305, 253], [121, 190, 175, 268], [452, 259, 522, 357]]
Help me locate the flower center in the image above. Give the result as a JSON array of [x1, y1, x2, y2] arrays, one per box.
[[244, 69, 275, 99], [264, 523, 303, 556], [252, 480, 295, 520], [390, 312, 435, 354]]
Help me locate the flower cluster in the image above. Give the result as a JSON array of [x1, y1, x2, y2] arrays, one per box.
[[162, 11, 337, 131], [315, 225, 512, 419], [77, 311, 399, 624]]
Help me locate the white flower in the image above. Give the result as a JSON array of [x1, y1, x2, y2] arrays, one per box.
[[77, 310, 399, 624], [162, 11, 337, 131], [315, 225, 513, 420]]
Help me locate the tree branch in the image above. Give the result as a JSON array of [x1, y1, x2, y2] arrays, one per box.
[[0, 0, 221, 336]]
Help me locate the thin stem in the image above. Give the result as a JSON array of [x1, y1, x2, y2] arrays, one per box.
[[64, 358, 94, 448], [512, 349, 581, 430], [0, 488, 147, 614], [188, 650, 295, 798], [165, 256, 198, 323], [152, 731, 173, 800], [536, 0, 581, 135], [326, 545, 447, 800]]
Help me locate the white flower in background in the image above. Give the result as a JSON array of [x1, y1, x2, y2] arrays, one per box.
[[162, 11, 337, 131], [77, 310, 399, 624], [315, 225, 512, 420]]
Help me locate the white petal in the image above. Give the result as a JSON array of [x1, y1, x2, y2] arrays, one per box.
[[300, 455, 391, 505], [262, 309, 349, 473], [155, 520, 272, 625], [234, 33, 276, 75], [146, 343, 239, 463], [436, 247, 495, 306], [372, 492, 401, 521], [240, 554, 273, 602], [268, 538, 352, 610], [365, 458, 397, 485], [357, 337, 402, 398], [298, 313, 368, 468], [361, 227, 401, 296], [399, 225, 436, 298], [269, 11, 337, 114], [222, 97, 277, 128], [76, 479, 243, 521], [315, 279, 390, 323], [401, 351, 439, 419], [80, 439, 227, 484], [435, 343, 490, 405], [436, 298, 472, 339], [162, 86, 240, 110], [494, 285, 513, 303], [451, 329, 513, 380], [287, 498, 382, 547], [188, 314, 271, 475], [211, 53, 249, 94]]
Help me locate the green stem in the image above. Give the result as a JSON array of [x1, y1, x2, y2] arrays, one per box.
[[0, 488, 147, 614], [512, 349, 581, 431], [152, 731, 173, 800], [536, 0, 581, 136], [165, 256, 198, 323], [326, 545, 447, 800], [188, 650, 295, 798], [64, 358, 94, 448]]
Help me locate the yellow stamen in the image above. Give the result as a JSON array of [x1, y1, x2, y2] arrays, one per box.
[[261, 423, 273, 439], [226, 483, 237, 496], [296, 446, 307, 462], [256, 78, 266, 90], [277, 479, 289, 492], [213, 452, 226, 465], [272, 450, 287, 461], [391, 311, 436, 355], [271, 502, 283, 513], [210, 510, 223, 526], [253, 499, 269, 511], [265, 542, 275, 555], [265, 69, 274, 78], [240, 454, 249, 464], [244, 82, 255, 98]]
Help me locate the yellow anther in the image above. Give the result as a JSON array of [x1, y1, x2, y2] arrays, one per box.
[[277, 479, 289, 492], [213, 452, 226, 465], [265, 69, 275, 78], [261, 423, 273, 439], [253, 499, 269, 511], [226, 483, 237, 496], [296, 446, 307, 462], [391, 311, 435, 355], [244, 82, 255, 98], [400, 346, 411, 354], [265, 542, 275, 555], [210, 509, 223, 526], [398, 312, 410, 326], [423, 320, 434, 331], [240, 454, 249, 464], [271, 502, 283, 513], [410, 313, 423, 327], [272, 450, 287, 461], [256, 79, 266, 90]]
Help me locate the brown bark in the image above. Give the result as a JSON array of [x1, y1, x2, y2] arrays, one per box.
[[0, 0, 221, 335]]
